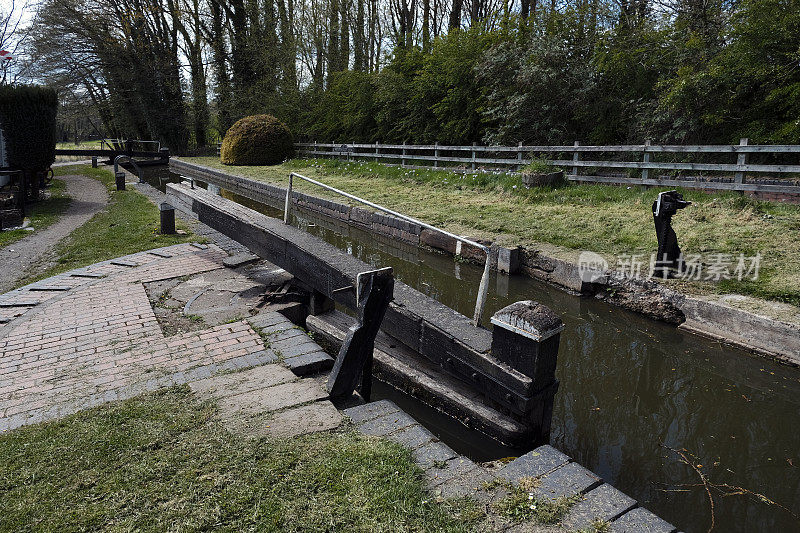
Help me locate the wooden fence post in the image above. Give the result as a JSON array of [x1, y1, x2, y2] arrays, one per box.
[[402, 141, 407, 167], [572, 141, 580, 177], [375, 141, 379, 163], [472, 142, 477, 172], [735, 138, 748, 184], [517, 141, 523, 171], [642, 140, 651, 180], [434, 142, 439, 168]]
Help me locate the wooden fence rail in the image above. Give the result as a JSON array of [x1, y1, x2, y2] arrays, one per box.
[[292, 140, 800, 196]]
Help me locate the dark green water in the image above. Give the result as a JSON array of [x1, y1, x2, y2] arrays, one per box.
[[152, 166, 800, 532]]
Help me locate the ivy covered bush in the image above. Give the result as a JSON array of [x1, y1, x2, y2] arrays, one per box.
[[220, 114, 293, 166], [0, 85, 58, 171]]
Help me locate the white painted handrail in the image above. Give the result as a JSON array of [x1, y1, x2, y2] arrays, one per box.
[[285, 172, 492, 327]]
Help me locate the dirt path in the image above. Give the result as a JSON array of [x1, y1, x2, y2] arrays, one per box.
[[0, 173, 108, 293]]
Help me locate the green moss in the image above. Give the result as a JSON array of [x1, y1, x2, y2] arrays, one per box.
[[220, 115, 294, 166]]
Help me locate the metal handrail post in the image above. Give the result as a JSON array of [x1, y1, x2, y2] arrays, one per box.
[[113, 155, 143, 183], [283, 173, 293, 224], [286, 171, 493, 327], [473, 258, 491, 326]]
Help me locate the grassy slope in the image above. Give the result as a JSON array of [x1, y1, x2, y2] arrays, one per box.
[[187, 156, 800, 305], [15, 165, 198, 287], [0, 178, 70, 250], [0, 387, 478, 532]]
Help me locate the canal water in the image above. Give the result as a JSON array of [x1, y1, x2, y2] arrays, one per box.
[[146, 166, 800, 532]]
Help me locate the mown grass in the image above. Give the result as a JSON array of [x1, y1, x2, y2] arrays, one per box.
[[0, 386, 478, 532], [187, 156, 800, 305], [15, 165, 197, 287], [0, 178, 70, 250]]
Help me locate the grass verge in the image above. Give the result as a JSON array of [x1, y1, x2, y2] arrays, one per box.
[[0, 178, 70, 250], [186, 156, 800, 306], [15, 165, 198, 287], [0, 386, 477, 532]]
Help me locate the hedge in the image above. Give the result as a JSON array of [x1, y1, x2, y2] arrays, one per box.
[[0, 85, 58, 172]]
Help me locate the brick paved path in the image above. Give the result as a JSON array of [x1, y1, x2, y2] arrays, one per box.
[[0, 243, 277, 432]]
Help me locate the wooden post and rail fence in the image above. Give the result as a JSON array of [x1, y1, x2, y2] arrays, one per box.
[[289, 140, 800, 197]]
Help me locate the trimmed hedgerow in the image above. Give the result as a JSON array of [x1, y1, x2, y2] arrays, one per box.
[[0, 85, 58, 171], [220, 114, 293, 166]]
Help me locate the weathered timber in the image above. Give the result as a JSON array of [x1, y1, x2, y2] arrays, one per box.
[[491, 301, 564, 445], [327, 268, 394, 399], [167, 183, 534, 415]]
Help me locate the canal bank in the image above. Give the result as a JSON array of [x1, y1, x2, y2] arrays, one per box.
[[169, 158, 800, 365], [144, 162, 800, 533]]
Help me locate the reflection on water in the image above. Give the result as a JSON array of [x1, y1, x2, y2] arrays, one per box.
[[149, 167, 800, 532]]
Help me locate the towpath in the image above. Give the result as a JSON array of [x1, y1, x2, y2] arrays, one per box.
[[0, 173, 108, 293]]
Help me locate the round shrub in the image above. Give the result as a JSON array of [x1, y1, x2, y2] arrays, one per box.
[[220, 114, 293, 165]]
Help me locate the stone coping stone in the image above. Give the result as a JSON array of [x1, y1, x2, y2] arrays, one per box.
[[284, 351, 334, 376], [426, 456, 480, 487], [387, 423, 437, 450], [248, 312, 294, 333], [223, 253, 259, 268], [218, 380, 327, 415], [413, 441, 459, 470], [342, 399, 400, 424], [148, 250, 174, 258], [70, 271, 105, 278], [609, 507, 677, 533], [497, 445, 570, 483], [561, 483, 637, 530], [189, 364, 296, 399], [110, 259, 139, 267], [279, 340, 324, 359], [532, 462, 602, 503], [261, 401, 343, 438], [358, 410, 417, 437], [433, 466, 493, 500]]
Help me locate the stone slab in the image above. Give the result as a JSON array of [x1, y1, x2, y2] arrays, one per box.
[[532, 462, 602, 503], [110, 259, 139, 267], [343, 399, 400, 424], [387, 423, 437, 450], [432, 467, 493, 500], [260, 401, 343, 438], [497, 445, 571, 483], [191, 243, 209, 249], [357, 410, 417, 437], [562, 483, 637, 530], [70, 272, 105, 278], [284, 351, 334, 376], [248, 311, 294, 332], [223, 253, 260, 268], [609, 507, 677, 533], [148, 250, 173, 258], [218, 380, 327, 415], [189, 364, 296, 399], [279, 340, 324, 359], [413, 441, 459, 470], [0, 300, 40, 307], [426, 456, 479, 488]]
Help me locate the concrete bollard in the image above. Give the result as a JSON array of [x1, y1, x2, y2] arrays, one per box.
[[491, 300, 564, 446], [91, 156, 98, 168], [115, 172, 126, 191], [160, 202, 176, 234]]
